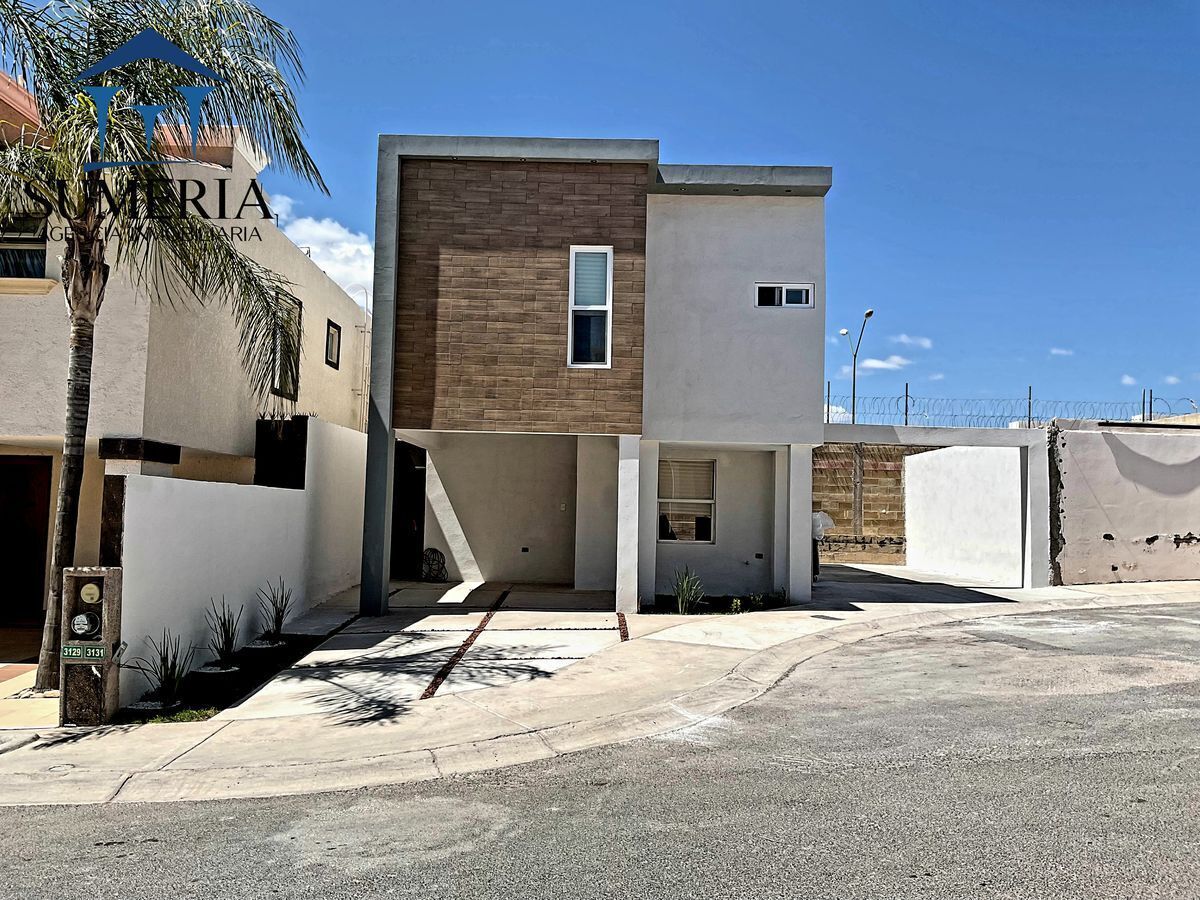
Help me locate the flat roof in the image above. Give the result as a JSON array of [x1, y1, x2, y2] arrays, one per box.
[[654, 164, 832, 197], [377, 134, 831, 196]]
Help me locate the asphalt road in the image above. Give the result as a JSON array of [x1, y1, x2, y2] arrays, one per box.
[[2, 602, 1198, 899]]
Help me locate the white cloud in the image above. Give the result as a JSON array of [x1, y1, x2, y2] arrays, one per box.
[[837, 364, 853, 380], [1049, 347, 1074, 356], [928, 372, 945, 382], [1164, 375, 1181, 385], [824, 404, 851, 424], [890, 334, 933, 350], [271, 193, 373, 308], [1121, 374, 1137, 386], [859, 355, 912, 371]]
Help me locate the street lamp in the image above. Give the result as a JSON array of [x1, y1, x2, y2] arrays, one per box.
[[839, 309, 874, 424]]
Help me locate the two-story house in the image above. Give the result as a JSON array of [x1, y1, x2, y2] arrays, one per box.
[[0, 74, 370, 638], [360, 136, 829, 614]]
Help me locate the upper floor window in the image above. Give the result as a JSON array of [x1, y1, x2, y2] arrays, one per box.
[[0, 217, 47, 279], [755, 282, 814, 309], [271, 295, 302, 401], [568, 245, 613, 368], [325, 319, 341, 370]]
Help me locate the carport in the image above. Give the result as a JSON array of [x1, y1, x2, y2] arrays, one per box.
[[817, 424, 1052, 591]]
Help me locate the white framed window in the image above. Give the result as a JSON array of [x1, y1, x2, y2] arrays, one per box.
[[657, 459, 716, 543], [567, 245, 613, 368], [754, 282, 814, 309]]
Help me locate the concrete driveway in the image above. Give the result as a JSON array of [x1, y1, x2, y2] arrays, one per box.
[[1, 601, 1197, 899], [219, 583, 626, 721]]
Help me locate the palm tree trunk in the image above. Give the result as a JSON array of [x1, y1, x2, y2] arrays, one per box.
[[33, 316, 96, 690]]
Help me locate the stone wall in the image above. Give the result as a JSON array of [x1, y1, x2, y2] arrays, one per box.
[[812, 443, 932, 563]]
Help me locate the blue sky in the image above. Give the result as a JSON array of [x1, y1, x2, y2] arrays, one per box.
[[257, 0, 1199, 410]]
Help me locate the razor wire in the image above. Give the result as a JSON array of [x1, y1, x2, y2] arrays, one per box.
[[824, 395, 1198, 428]]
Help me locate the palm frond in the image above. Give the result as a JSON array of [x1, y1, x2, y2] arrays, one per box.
[[115, 195, 302, 405]]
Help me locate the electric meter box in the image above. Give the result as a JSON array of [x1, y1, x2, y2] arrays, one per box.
[[59, 567, 122, 726]]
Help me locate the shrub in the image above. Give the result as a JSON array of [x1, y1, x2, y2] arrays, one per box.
[[256, 577, 294, 642], [126, 629, 194, 706], [205, 596, 242, 669], [671, 567, 705, 615]]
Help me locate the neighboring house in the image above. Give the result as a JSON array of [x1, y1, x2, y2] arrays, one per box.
[[0, 75, 370, 631], [361, 136, 830, 613]]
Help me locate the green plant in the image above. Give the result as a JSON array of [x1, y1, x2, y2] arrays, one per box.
[[205, 596, 243, 669], [257, 577, 294, 642], [671, 567, 705, 615], [126, 629, 194, 706], [1, 0, 326, 691]]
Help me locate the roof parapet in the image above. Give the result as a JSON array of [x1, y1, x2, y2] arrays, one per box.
[[653, 164, 832, 196]]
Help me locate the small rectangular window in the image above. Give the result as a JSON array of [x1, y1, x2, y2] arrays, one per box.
[[657, 459, 716, 543], [325, 319, 341, 369], [755, 282, 814, 309], [271, 295, 302, 401], [568, 246, 613, 367], [0, 216, 47, 279]]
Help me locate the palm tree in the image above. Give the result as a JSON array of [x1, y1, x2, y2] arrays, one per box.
[[0, 0, 325, 689]]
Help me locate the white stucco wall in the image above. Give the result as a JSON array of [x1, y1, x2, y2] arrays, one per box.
[[302, 417, 367, 600], [574, 435, 618, 590], [117, 474, 306, 705], [643, 194, 826, 445], [1055, 428, 1200, 584], [655, 446, 775, 596], [419, 432, 578, 584], [905, 446, 1024, 585]]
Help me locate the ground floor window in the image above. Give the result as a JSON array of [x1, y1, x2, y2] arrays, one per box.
[[658, 458, 715, 543]]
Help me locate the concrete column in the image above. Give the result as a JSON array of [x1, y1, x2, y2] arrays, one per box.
[[1022, 440, 1052, 588], [576, 435, 618, 591], [787, 443, 814, 602], [635, 439, 659, 609], [359, 151, 401, 616], [614, 435, 642, 613], [772, 449, 789, 593]]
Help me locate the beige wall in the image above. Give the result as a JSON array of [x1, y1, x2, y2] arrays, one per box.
[[655, 446, 775, 596], [2, 142, 368, 463], [141, 147, 369, 458], [1054, 428, 1200, 584], [415, 431, 578, 584]]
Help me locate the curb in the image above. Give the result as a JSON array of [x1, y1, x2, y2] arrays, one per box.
[[6, 591, 1199, 805]]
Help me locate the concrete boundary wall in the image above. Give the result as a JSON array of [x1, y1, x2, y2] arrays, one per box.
[[1052, 427, 1200, 584], [111, 419, 366, 705], [904, 446, 1025, 585], [116, 476, 306, 705]]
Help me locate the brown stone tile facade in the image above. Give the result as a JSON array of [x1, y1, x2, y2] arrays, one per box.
[[393, 158, 647, 434]]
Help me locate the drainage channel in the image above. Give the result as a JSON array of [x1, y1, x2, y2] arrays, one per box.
[[419, 590, 510, 699]]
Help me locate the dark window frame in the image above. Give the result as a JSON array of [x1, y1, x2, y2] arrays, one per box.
[[0, 216, 48, 279], [324, 319, 341, 370]]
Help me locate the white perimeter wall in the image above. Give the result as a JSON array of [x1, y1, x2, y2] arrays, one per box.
[[655, 447, 775, 596], [1055, 429, 1200, 584], [116, 418, 366, 705], [118, 476, 306, 705], [421, 432, 578, 584], [905, 446, 1024, 585], [303, 418, 367, 600]]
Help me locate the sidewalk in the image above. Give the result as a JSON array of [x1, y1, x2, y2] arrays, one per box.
[[1, 578, 1198, 806]]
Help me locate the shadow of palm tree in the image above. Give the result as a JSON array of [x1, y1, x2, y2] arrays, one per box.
[[242, 640, 565, 727]]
